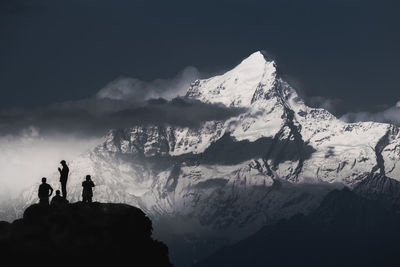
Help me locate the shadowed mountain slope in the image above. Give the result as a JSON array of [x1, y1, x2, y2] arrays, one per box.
[[194, 188, 400, 267], [354, 173, 400, 212]]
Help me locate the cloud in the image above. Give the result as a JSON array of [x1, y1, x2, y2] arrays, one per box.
[[282, 76, 343, 115], [0, 65, 246, 138], [97, 66, 200, 102], [0, 66, 247, 196], [340, 101, 400, 125], [0, 65, 250, 196], [0, 97, 246, 138], [0, 132, 101, 198], [110, 97, 246, 127], [306, 96, 343, 114]]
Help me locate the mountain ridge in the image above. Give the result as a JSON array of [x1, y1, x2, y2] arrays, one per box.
[[3, 51, 400, 266], [193, 188, 400, 267]]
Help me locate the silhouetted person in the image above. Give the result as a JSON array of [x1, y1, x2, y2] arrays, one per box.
[[51, 190, 67, 206], [82, 175, 95, 203], [38, 177, 53, 205], [58, 160, 69, 199]]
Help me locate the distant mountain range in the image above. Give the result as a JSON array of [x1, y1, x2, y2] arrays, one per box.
[[3, 51, 400, 266]]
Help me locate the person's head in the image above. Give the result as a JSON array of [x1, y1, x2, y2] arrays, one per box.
[[55, 190, 61, 196], [60, 160, 66, 166], [86, 175, 91, 181], [41, 177, 46, 183]]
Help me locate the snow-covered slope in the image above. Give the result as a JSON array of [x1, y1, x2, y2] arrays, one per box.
[[15, 50, 400, 219], [7, 51, 400, 265]]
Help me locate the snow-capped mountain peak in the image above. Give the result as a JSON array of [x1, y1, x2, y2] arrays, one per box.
[[186, 51, 277, 108], [7, 52, 400, 266], [15, 51, 400, 207]]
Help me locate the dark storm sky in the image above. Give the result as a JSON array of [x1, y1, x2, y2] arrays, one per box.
[[1, 0, 399, 115]]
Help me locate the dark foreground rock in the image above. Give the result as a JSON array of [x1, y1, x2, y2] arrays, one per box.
[[0, 202, 172, 266]]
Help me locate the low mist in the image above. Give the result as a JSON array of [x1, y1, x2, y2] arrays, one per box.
[[0, 129, 101, 198], [0, 66, 245, 198]]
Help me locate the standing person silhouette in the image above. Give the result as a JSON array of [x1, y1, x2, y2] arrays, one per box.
[[38, 177, 53, 205], [58, 160, 69, 200], [82, 175, 95, 203]]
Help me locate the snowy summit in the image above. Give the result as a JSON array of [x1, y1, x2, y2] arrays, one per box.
[[8, 51, 400, 250]]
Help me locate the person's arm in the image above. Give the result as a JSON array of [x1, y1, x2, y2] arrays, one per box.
[[58, 167, 61, 173], [49, 185, 54, 197]]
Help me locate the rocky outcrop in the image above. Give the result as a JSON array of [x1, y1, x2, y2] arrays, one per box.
[[0, 203, 172, 267]]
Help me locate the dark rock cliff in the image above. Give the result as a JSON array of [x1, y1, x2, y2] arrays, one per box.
[[0, 202, 173, 266]]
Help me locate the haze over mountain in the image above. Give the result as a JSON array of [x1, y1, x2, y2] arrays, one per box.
[[2, 51, 400, 266]]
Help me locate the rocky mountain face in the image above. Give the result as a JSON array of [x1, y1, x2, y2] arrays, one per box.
[[0, 203, 172, 267], [354, 173, 400, 211], [5, 51, 400, 266]]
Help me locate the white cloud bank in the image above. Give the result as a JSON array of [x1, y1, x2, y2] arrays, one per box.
[[0, 66, 207, 198], [341, 101, 400, 125], [97, 66, 200, 102], [0, 127, 101, 198]]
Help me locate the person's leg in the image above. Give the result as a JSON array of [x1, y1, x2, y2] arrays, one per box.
[[61, 181, 67, 199]]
